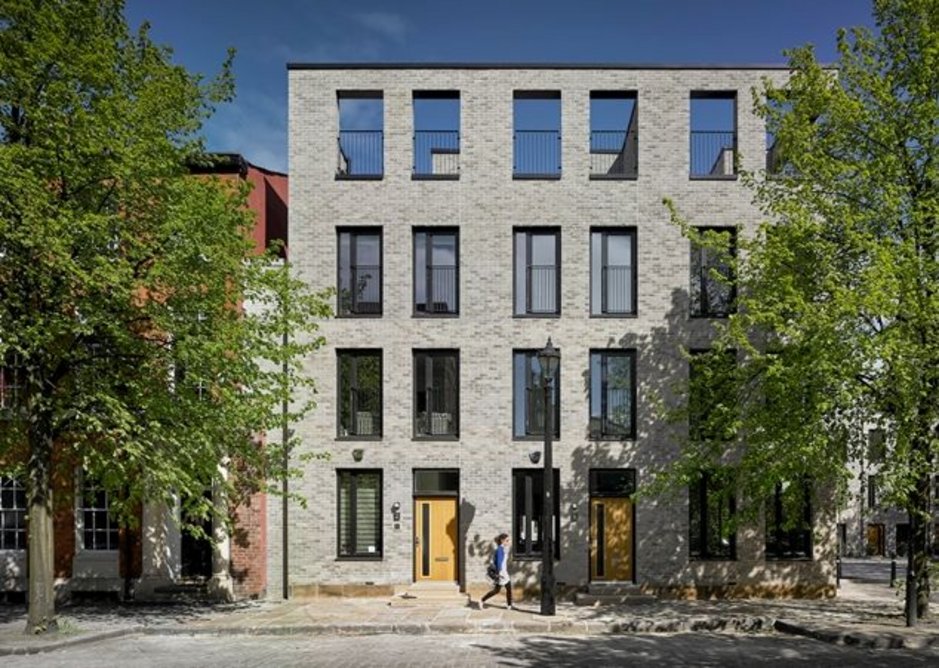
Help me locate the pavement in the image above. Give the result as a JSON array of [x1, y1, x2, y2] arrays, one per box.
[[1, 572, 938, 657]]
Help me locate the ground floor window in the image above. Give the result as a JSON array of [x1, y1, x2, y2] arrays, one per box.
[[689, 471, 736, 560], [337, 470, 382, 559], [765, 479, 813, 560], [0, 476, 26, 550], [512, 469, 560, 559], [895, 523, 910, 558], [79, 475, 118, 551]]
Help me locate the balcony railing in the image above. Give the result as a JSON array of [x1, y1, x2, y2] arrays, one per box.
[[590, 130, 638, 178], [340, 265, 381, 315], [413, 131, 459, 179], [690, 131, 736, 177], [337, 130, 384, 178], [514, 130, 561, 179], [417, 265, 458, 314], [600, 265, 633, 314], [526, 264, 558, 314]]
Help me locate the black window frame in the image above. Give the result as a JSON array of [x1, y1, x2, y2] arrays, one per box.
[[79, 474, 119, 552], [411, 90, 461, 181], [689, 227, 737, 318], [689, 90, 738, 180], [0, 476, 27, 550], [336, 90, 384, 180], [513, 90, 562, 180], [412, 349, 460, 440], [337, 228, 383, 318], [588, 349, 637, 440], [689, 470, 737, 561], [513, 228, 561, 317], [590, 227, 638, 317], [413, 227, 460, 316], [512, 468, 561, 560], [336, 349, 383, 440], [336, 469, 383, 560], [867, 473, 879, 510], [765, 479, 814, 561], [688, 348, 737, 442], [513, 349, 560, 440]]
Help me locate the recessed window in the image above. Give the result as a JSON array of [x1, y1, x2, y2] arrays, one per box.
[[765, 479, 813, 560], [512, 469, 560, 559], [337, 350, 382, 439], [590, 91, 637, 179], [80, 475, 118, 551], [867, 474, 880, 510], [413, 350, 459, 438], [513, 91, 561, 179], [513, 350, 560, 439], [413, 91, 460, 179], [590, 228, 636, 316], [336, 91, 383, 179], [688, 349, 736, 442], [414, 228, 458, 315], [690, 227, 736, 318], [0, 476, 26, 550], [690, 91, 737, 178], [338, 229, 382, 317], [589, 350, 636, 440], [337, 470, 382, 559], [514, 229, 560, 316], [689, 471, 736, 560]]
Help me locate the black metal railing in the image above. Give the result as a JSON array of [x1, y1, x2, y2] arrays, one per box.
[[601, 265, 633, 313], [413, 131, 459, 178], [417, 265, 458, 314], [340, 265, 381, 315], [526, 265, 558, 313], [690, 131, 736, 177], [514, 130, 561, 178], [337, 130, 384, 177], [590, 130, 638, 178]]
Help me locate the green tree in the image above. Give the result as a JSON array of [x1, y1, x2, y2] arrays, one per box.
[[662, 0, 938, 625], [0, 0, 331, 633]]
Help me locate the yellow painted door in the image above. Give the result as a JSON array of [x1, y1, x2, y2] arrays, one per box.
[[590, 497, 633, 581], [867, 523, 885, 556], [414, 498, 458, 581]]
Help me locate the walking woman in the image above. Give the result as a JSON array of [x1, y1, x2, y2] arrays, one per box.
[[479, 533, 514, 610]]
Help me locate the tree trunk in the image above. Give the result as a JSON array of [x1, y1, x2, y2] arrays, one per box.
[[913, 475, 931, 619], [25, 422, 57, 635]]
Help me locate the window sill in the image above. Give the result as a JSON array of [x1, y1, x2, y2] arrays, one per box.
[[411, 174, 460, 181], [335, 556, 383, 562], [589, 174, 638, 181], [336, 174, 384, 181], [764, 556, 814, 562], [512, 554, 561, 562], [513, 313, 561, 319], [590, 313, 638, 319], [689, 556, 738, 562], [336, 313, 384, 319], [688, 313, 733, 320], [513, 435, 561, 442], [513, 174, 562, 181], [588, 434, 635, 442], [413, 435, 460, 442], [689, 175, 738, 181], [336, 435, 383, 442], [413, 312, 460, 318]]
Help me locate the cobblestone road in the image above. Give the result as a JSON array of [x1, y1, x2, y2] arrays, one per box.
[[6, 632, 939, 667]]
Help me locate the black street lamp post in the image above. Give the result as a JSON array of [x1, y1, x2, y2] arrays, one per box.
[[537, 338, 560, 616]]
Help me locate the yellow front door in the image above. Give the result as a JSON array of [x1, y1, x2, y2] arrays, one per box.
[[590, 497, 633, 581], [414, 498, 458, 581]]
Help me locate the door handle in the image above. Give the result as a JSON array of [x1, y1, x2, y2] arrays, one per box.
[[415, 536, 420, 546]]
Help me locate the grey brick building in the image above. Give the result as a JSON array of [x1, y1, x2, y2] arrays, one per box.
[[274, 64, 836, 600]]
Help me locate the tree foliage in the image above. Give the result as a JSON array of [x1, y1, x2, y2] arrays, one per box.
[[0, 0, 330, 632], [660, 0, 938, 621]]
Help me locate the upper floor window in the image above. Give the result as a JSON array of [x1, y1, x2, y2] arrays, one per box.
[[689, 470, 736, 560], [867, 428, 886, 463], [689, 349, 736, 442], [413, 91, 460, 179], [338, 229, 382, 317], [590, 91, 638, 179], [0, 476, 26, 550], [337, 350, 382, 439], [513, 91, 561, 179], [765, 479, 813, 560], [413, 350, 459, 438], [336, 91, 383, 179], [0, 354, 23, 416], [589, 349, 636, 440], [591, 228, 636, 316], [513, 350, 560, 439], [514, 229, 560, 316], [690, 227, 736, 318], [80, 475, 118, 551], [414, 228, 458, 315], [690, 91, 737, 178], [337, 469, 382, 559], [867, 474, 880, 510]]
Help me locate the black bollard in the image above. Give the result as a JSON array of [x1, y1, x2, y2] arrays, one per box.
[[836, 557, 841, 588], [890, 558, 897, 588]]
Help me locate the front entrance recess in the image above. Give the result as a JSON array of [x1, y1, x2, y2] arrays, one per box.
[[414, 497, 458, 581], [590, 497, 633, 581], [866, 523, 886, 557]]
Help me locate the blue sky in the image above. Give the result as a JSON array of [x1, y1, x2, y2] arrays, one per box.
[[125, 0, 876, 173]]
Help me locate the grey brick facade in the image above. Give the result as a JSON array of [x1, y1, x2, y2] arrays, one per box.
[[274, 64, 836, 599]]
